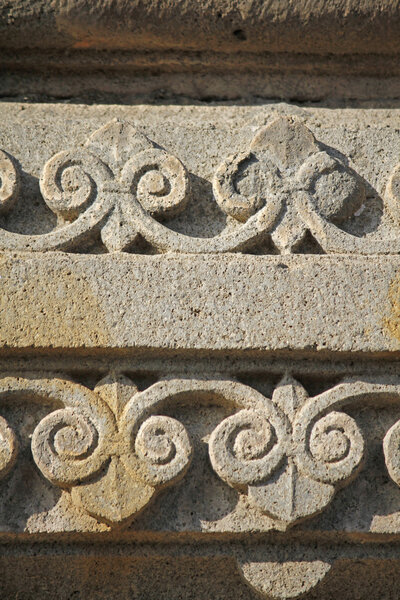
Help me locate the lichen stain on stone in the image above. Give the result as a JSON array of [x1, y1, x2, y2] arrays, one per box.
[[0, 261, 110, 348], [383, 272, 400, 346]]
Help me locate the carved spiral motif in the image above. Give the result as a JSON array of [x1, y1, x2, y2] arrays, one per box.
[[130, 415, 192, 486], [297, 411, 364, 484], [121, 148, 190, 219], [209, 409, 287, 486], [32, 407, 103, 485], [40, 150, 111, 220], [0, 150, 20, 213], [213, 152, 265, 222], [0, 416, 18, 477], [297, 152, 365, 224], [383, 419, 400, 485], [386, 163, 400, 223], [213, 152, 282, 223]]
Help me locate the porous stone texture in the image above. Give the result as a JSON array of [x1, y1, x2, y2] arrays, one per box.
[[2, 0, 400, 54], [3, 2, 400, 597]]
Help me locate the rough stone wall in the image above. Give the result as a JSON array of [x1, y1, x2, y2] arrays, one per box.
[[2, 2, 400, 598]]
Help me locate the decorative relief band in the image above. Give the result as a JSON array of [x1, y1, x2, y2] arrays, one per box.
[[1, 372, 400, 598], [2, 116, 400, 254], [0, 373, 399, 529]]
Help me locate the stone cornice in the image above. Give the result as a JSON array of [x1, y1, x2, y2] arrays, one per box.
[[2, 0, 400, 56]]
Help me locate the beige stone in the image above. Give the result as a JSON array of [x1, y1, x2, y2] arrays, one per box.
[[2, 0, 400, 55], [2, 12, 400, 593]]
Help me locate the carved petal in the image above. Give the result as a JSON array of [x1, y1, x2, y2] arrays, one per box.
[[95, 373, 139, 419], [297, 152, 365, 224], [101, 204, 139, 252], [271, 204, 308, 255], [237, 559, 331, 599], [248, 461, 334, 524], [72, 457, 154, 525], [85, 119, 154, 174], [250, 116, 319, 171]]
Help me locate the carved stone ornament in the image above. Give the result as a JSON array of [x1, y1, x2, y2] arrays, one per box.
[[0, 374, 393, 525], [1, 373, 400, 597], [0, 374, 192, 525], [3, 115, 400, 254], [209, 375, 365, 525]]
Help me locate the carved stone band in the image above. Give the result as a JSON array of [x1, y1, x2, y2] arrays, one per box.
[[2, 116, 400, 254], [0, 374, 400, 530]]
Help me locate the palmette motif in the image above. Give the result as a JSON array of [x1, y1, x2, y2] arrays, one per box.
[[2, 115, 400, 254], [1, 374, 400, 529], [0, 374, 192, 525], [208, 375, 365, 524], [1, 373, 400, 598]]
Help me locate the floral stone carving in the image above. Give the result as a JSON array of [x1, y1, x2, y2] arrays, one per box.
[[209, 375, 364, 524], [4, 115, 400, 254], [1, 374, 400, 597], [29, 374, 192, 524], [213, 116, 365, 253]]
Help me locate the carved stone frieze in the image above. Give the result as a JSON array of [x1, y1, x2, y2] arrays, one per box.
[[2, 103, 400, 599], [0, 372, 400, 597], [2, 113, 400, 255], [0, 373, 398, 530]]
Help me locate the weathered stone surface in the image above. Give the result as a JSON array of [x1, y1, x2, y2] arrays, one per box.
[[2, 252, 400, 354], [3, 35, 400, 597], [2, 0, 400, 55]]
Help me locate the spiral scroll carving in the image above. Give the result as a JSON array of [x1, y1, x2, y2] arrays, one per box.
[[295, 411, 364, 484], [2, 116, 398, 254], [5, 375, 400, 532], [121, 148, 190, 219], [32, 407, 105, 485], [0, 416, 18, 477], [213, 151, 280, 223], [40, 150, 112, 220], [131, 415, 192, 485], [207, 377, 368, 525], [209, 409, 287, 486]]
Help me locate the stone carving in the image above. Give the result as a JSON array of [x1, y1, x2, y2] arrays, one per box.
[[236, 557, 332, 600], [1, 374, 400, 530], [214, 116, 365, 253], [3, 115, 400, 254], [0, 415, 18, 478], [0, 374, 192, 525], [1, 374, 400, 597], [209, 375, 365, 524], [0, 120, 191, 252], [384, 417, 400, 488], [0, 150, 20, 214]]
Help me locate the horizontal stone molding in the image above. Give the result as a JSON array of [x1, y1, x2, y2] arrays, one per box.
[[2, 0, 400, 56], [1, 253, 400, 354], [0, 372, 399, 532], [2, 117, 400, 256], [1, 372, 400, 597]]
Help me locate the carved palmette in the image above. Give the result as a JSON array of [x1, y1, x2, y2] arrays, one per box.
[[0, 375, 192, 525], [208, 376, 365, 524], [1, 116, 400, 255], [1, 374, 400, 529]]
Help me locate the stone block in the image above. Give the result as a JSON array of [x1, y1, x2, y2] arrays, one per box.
[[2, 10, 400, 595]]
